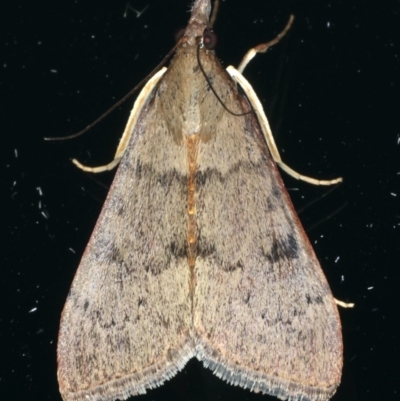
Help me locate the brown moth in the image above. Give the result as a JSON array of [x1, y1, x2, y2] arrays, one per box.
[[57, 1, 343, 401]]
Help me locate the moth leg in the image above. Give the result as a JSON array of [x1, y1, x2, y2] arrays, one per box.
[[335, 298, 354, 308], [237, 15, 294, 74], [73, 67, 167, 173], [227, 66, 342, 186]]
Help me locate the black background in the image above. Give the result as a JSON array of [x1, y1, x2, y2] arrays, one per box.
[[2, 0, 399, 400]]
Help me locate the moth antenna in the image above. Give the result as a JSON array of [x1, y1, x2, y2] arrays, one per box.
[[305, 202, 348, 233], [297, 184, 342, 215], [209, 0, 220, 29], [45, 41, 182, 141], [196, 41, 251, 117]]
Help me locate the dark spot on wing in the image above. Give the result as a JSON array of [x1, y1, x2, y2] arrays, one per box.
[[196, 162, 254, 186], [267, 233, 299, 263], [110, 244, 125, 266], [306, 294, 324, 305], [134, 162, 187, 190], [266, 198, 275, 212], [170, 241, 187, 259], [197, 235, 246, 272], [117, 205, 125, 216], [244, 292, 251, 304], [197, 236, 216, 259], [271, 183, 282, 199]]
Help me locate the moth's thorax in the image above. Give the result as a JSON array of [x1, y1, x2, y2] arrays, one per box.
[[159, 47, 219, 140], [154, 0, 223, 143]]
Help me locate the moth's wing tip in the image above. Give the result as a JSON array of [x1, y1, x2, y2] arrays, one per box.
[[59, 341, 195, 401], [195, 338, 339, 401]]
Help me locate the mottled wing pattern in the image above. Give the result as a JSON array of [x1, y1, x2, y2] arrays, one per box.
[[193, 57, 342, 401], [57, 83, 193, 401]]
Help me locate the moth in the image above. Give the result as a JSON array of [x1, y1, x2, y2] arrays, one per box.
[[57, 1, 343, 401]]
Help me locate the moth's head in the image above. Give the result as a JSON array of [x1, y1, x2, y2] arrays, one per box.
[[175, 0, 216, 50]]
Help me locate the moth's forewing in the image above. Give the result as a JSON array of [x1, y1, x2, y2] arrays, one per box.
[[192, 50, 342, 401], [57, 72, 194, 401]]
